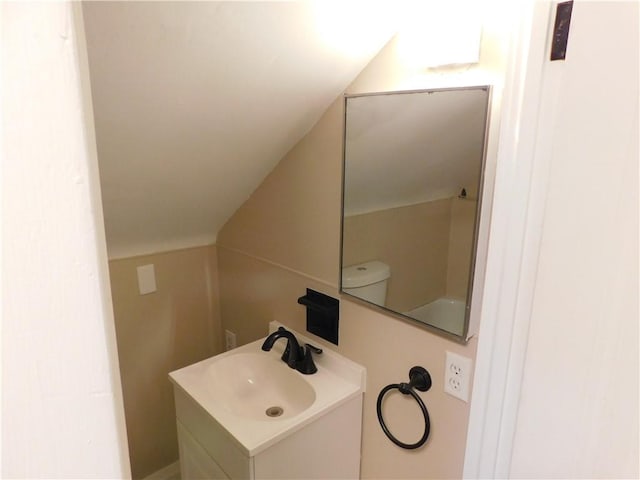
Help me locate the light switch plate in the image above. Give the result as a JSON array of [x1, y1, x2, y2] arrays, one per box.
[[137, 264, 157, 295]]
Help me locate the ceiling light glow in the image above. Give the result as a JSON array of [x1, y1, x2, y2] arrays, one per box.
[[395, 1, 483, 69], [311, 0, 399, 60]]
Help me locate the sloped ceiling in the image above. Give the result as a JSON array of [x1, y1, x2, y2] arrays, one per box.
[[344, 87, 489, 216], [82, 1, 397, 258]]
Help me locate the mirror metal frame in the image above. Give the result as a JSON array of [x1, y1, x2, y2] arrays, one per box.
[[339, 86, 492, 343]]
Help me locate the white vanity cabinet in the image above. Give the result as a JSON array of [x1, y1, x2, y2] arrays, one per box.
[[174, 387, 363, 479], [169, 323, 367, 480]]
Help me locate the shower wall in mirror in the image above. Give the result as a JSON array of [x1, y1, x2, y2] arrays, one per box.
[[340, 87, 490, 341]]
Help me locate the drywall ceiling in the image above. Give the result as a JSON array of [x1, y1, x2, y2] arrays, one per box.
[[82, 1, 396, 258]]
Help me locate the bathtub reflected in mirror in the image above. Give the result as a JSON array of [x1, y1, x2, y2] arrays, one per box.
[[340, 87, 490, 341]]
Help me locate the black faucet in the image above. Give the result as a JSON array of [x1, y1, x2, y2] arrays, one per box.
[[261, 327, 321, 374], [261, 327, 302, 369]]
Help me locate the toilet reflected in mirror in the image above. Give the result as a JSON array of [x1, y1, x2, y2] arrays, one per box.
[[341, 260, 391, 307]]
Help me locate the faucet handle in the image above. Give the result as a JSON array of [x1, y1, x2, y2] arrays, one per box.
[[297, 344, 321, 375], [282, 335, 304, 369], [280, 342, 293, 364], [305, 343, 323, 355]]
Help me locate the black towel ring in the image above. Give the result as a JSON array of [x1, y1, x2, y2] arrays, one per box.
[[376, 366, 432, 450]]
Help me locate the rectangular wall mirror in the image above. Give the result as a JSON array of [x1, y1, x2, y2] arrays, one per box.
[[340, 86, 490, 342]]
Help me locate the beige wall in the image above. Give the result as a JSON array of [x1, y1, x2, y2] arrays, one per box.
[[343, 199, 451, 312], [108, 245, 222, 478], [217, 246, 337, 345], [217, 31, 505, 478], [215, 98, 343, 286]]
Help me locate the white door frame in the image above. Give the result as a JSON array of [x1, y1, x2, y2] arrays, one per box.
[[463, 1, 562, 477]]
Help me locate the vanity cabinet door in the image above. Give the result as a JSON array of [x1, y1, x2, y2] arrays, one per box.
[[177, 421, 230, 480], [174, 389, 251, 479], [253, 395, 362, 479]]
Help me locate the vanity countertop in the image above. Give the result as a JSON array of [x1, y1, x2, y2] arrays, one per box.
[[169, 322, 366, 456]]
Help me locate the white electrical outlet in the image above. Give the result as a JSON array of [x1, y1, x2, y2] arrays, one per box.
[[444, 351, 472, 402], [225, 330, 237, 351]]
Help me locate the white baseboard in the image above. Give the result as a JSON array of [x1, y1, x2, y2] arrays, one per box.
[[142, 461, 180, 480]]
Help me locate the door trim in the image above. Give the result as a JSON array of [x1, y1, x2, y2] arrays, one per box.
[[463, 1, 561, 477]]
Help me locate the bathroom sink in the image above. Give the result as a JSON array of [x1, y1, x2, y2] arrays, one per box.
[[169, 322, 366, 456], [203, 352, 316, 420]]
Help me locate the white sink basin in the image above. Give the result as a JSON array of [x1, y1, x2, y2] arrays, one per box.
[[203, 352, 316, 420], [169, 322, 366, 455]]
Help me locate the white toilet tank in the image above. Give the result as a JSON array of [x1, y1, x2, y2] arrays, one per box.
[[342, 260, 391, 307]]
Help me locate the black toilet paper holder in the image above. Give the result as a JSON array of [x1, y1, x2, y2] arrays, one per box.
[[297, 288, 339, 345]]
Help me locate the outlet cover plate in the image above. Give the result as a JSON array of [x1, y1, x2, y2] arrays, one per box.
[[225, 330, 237, 351], [444, 351, 472, 402]]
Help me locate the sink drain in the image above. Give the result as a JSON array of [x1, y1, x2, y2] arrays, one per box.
[[265, 406, 284, 418]]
